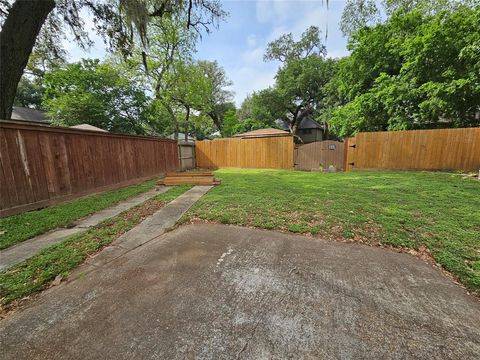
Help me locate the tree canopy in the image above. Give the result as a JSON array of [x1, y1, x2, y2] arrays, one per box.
[[330, 5, 480, 136], [0, 0, 226, 119], [43, 59, 150, 134]]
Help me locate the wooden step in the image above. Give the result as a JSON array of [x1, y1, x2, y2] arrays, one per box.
[[159, 171, 220, 186], [165, 172, 213, 177]]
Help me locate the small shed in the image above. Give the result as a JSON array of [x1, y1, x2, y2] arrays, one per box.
[[233, 128, 290, 139]]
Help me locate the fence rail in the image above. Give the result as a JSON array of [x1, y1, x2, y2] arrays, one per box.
[[0, 121, 179, 217], [346, 127, 480, 172], [196, 135, 294, 169]]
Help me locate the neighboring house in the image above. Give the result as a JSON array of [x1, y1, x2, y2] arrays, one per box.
[[168, 133, 196, 142], [10, 107, 49, 124], [233, 128, 290, 139], [70, 124, 108, 132], [275, 118, 325, 143]]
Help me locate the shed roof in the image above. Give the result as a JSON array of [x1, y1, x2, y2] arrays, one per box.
[[233, 128, 290, 138], [70, 124, 108, 132]]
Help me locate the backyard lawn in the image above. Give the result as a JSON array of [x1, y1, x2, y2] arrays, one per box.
[[0, 185, 192, 306], [0, 179, 157, 250], [183, 169, 480, 294]]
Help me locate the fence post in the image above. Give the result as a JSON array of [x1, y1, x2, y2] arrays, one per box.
[[343, 138, 349, 171]]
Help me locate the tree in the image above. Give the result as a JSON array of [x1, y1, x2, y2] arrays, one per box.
[[13, 77, 44, 109], [330, 5, 480, 137], [197, 60, 234, 133], [264, 26, 326, 63], [168, 61, 213, 142], [43, 59, 151, 134], [259, 26, 336, 138], [222, 107, 239, 137], [0, 0, 226, 119], [339, 0, 476, 37]]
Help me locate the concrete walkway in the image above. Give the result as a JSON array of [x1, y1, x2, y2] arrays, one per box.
[[0, 186, 170, 271], [1, 223, 479, 359], [77, 185, 212, 271]]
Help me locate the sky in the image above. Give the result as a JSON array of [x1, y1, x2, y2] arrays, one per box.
[[67, 0, 350, 107]]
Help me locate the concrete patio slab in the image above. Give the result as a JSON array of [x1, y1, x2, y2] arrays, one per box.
[[82, 185, 213, 269], [1, 223, 479, 359], [0, 186, 168, 271]]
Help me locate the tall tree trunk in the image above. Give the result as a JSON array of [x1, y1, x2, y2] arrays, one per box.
[[0, 0, 55, 119], [323, 121, 329, 140], [160, 100, 179, 140], [208, 111, 222, 132], [184, 106, 190, 143]]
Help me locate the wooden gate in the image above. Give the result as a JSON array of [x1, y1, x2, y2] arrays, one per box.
[[178, 142, 196, 171], [294, 140, 346, 171]]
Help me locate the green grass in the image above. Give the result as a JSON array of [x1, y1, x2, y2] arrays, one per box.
[[183, 169, 480, 294], [0, 185, 191, 306], [0, 179, 158, 250]]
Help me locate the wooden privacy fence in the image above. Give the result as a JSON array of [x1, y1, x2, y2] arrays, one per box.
[[295, 140, 346, 171], [0, 121, 179, 217], [346, 127, 480, 172], [196, 135, 294, 169]]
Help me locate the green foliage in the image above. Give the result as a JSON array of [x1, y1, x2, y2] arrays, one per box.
[[330, 5, 480, 137], [236, 91, 280, 132], [13, 77, 44, 109], [43, 59, 151, 134], [0, 179, 157, 250], [264, 26, 326, 63], [197, 60, 234, 131], [184, 169, 480, 294], [221, 108, 239, 137]]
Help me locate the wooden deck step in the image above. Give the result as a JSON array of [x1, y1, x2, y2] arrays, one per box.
[[160, 171, 220, 186], [165, 172, 213, 177]]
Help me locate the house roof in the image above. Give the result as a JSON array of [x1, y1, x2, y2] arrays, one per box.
[[11, 107, 48, 123], [70, 124, 108, 132], [298, 117, 323, 129], [233, 128, 290, 138], [275, 117, 323, 130]]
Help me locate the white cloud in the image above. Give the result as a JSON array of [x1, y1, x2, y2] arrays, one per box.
[[246, 34, 257, 48], [242, 46, 264, 63], [230, 64, 277, 105]]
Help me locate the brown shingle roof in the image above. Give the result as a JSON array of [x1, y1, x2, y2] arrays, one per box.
[[233, 128, 290, 138]]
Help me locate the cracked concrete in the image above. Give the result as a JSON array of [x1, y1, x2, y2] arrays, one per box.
[[1, 223, 479, 359]]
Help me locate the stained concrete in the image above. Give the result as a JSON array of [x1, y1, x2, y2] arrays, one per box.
[[1, 223, 479, 359], [0, 187, 168, 271]]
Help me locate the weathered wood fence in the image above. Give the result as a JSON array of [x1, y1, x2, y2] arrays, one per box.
[[346, 127, 480, 172], [196, 135, 294, 169], [0, 121, 179, 217], [178, 142, 196, 171]]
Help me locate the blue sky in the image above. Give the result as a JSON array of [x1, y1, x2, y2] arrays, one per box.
[[67, 0, 350, 106]]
